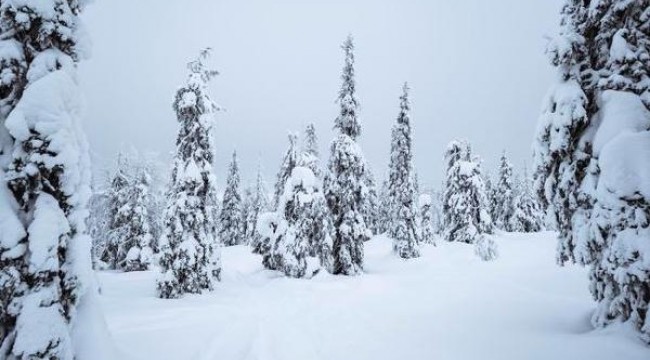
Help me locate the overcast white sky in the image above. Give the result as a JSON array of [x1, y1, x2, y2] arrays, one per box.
[[79, 0, 564, 189]]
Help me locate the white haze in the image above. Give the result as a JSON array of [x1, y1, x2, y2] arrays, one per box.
[[79, 0, 564, 189]]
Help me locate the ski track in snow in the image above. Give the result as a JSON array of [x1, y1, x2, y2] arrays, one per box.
[[97, 232, 649, 360]]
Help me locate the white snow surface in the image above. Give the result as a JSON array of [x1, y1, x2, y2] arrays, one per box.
[[97, 232, 648, 360]]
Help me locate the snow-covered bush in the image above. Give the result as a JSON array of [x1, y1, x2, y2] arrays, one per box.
[[474, 235, 499, 261], [157, 49, 221, 299], [387, 83, 420, 258]]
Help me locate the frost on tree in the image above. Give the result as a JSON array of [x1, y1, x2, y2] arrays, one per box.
[[419, 194, 436, 245], [0, 0, 115, 358], [387, 83, 420, 258], [534, 0, 650, 342], [493, 152, 516, 231], [273, 133, 299, 209], [157, 49, 221, 299], [249, 163, 270, 254], [323, 35, 370, 275], [220, 151, 244, 246], [442, 140, 493, 244], [260, 167, 333, 277]]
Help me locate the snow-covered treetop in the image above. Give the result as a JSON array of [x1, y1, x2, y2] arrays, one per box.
[[397, 82, 411, 125], [175, 48, 220, 115], [303, 123, 319, 158], [444, 139, 471, 170], [335, 34, 361, 139]]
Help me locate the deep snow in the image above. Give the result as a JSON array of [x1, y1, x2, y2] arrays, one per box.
[[97, 232, 649, 360]]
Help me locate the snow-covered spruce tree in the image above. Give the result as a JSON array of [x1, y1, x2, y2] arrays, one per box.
[[123, 168, 155, 271], [510, 168, 544, 233], [273, 133, 299, 209], [533, 0, 593, 265], [323, 35, 370, 275], [157, 49, 221, 299], [249, 163, 270, 254], [273, 167, 334, 277], [98, 155, 131, 270], [219, 151, 244, 246], [300, 123, 323, 180], [442, 140, 493, 244], [493, 153, 517, 231], [387, 83, 420, 258], [0, 1, 117, 358], [419, 194, 435, 245], [535, 0, 650, 341], [588, 0, 650, 341]]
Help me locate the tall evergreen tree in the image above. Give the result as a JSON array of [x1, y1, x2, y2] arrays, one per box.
[[494, 152, 516, 231], [157, 49, 221, 299], [535, 0, 650, 341], [387, 83, 420, 258], [219, 151, 244, 246], [442, 140, 493, 243], [101, 154, 131, 269], [533, 0, 593, 265], [323, 35, 370, 275], [123, 168, 155, 271], [273, 133, 299, 209], [249, 163, 270, 254], [0, 1, 115, 358]]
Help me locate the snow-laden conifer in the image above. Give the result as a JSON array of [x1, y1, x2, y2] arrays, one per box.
[[535, 0, 650, 341], [323, 35, 370, 275], [0, 1, 116, 358], [273, 133, 299, 209], [249, 163, 270, 254], [220, 151, 244, 246], [157, 49, 220, 299], [493, 153, 516, 231], [442, 140, 493, 244], [387, 83, 420, 258], [510, 168, 544, 233]]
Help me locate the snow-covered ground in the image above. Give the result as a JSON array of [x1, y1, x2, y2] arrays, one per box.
[[97, 232, 649, 360]]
